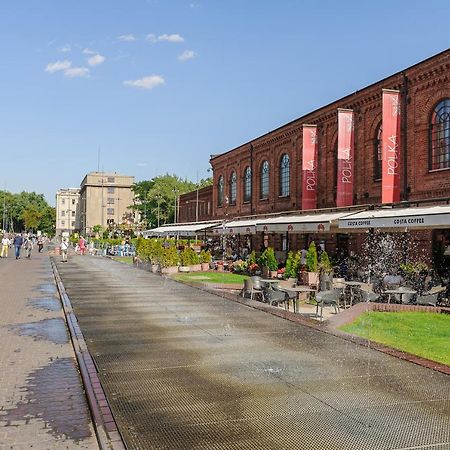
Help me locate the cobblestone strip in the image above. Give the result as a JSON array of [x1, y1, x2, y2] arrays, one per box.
[[51, 259, 125, 450]]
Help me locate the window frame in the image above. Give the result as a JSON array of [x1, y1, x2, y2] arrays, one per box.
[[217, 175, 224, 207], [243, 167, 252, 203], [429, 99, 450, 171], [260, 160, 270, 200], [374, 123, 382, 181], [229, 171, 237, 206], [279, 153, 290, 197]]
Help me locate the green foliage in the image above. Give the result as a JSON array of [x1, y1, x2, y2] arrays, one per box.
[[399, 261, 429, 274], [318, 251, 333, 273], [247, 250, 257, 265], [261, 247, 278, 271], [306, 242, 318, 272], [92, 224, 103, 234], [180, 247, 199, 266], [0, 190, 55, 235], [199, 249, 212, 263], [284, 251, 301, 279], [161, 245, 179, 268]]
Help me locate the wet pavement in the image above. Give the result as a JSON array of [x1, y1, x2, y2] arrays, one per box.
[[55, 256, 450, 450], [0, 250, 98, 449]]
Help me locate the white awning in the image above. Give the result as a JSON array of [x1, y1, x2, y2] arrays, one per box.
[[255, 211, 354, 233], [143, 221, 222, 237], [338, 205, 450, 230], [211, 219, 258, 235]]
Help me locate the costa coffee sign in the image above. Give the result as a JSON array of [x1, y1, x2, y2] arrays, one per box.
[[336, 109, 354, 207], [302, 124, 318, 210], [382, 89, 401, 203]]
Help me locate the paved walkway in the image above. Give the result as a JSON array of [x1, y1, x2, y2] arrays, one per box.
[[0, 248, 98, 449], [56, 256, 450, 450]]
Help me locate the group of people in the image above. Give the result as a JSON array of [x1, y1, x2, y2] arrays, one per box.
[[0, 234, 45, 259], [60, 235, 87, 262]]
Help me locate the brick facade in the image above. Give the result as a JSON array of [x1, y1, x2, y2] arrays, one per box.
[[178, 186, 213, 223], [209, 49, 450, 218]]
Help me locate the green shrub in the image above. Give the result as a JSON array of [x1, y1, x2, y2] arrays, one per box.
[[306, 242, 318, 272], [247, 250, 257, 265], [200, 249, 212, 263], [161, 245, 179, 268], [263, 247, 278, 271], [180, 247, 199, 266], [284, 251, 300, 279], [318, 250, 333, 273]]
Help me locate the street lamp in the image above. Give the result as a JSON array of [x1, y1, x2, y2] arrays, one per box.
[[172, 188, 179, 223]]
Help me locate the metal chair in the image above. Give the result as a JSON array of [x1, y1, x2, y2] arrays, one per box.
[[415, 293, 439, 306], [315, 289, 341, 320], [250, 276, 264, 301], [241, 278, 253, 298], [359, 288, 381, 303], [262, 286, 289, 308]]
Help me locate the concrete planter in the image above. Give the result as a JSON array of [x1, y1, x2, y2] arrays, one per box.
[[201, 263, 210, 271], [161, 266, 179, 275], [190, 264, 202, 272], [151, 264, 160, 273], [179, 266, 190, 273], [270, 270, 278, 279]]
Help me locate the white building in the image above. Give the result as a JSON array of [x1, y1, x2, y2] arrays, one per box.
[[55, 188, 80, 236]]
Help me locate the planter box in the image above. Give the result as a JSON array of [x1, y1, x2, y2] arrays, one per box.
[[270, 270, 278, 279], [179, 266, 190, 273], [302, 271, 319, 286], [151, 264, 159, 273], [201, 263, 210, 271], [189, 264, 202, 272], [161, 266, 179, 275]]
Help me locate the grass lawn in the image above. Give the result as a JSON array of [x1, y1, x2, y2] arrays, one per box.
[[173, 271, 249, 284], [340, 311, 450, 366], [112, 256, 134, 265]]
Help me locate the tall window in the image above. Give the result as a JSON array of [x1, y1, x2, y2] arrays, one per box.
[[217, 176, 224, 207], [430, 99, 450, 170], [374, 123, 382, 180], [244, 167, 252, 202], [229, 171, 237, 205], [279, 153, 290, 196], [260, 160, 269, 199]]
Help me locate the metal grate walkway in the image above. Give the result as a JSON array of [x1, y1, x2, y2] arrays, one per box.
[[56, 257, 450, 450]]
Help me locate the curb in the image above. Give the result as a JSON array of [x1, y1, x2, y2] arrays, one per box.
[[51, 258, 126, 450]]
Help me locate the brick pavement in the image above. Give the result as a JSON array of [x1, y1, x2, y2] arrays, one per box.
[[0, 248, 98, 449]]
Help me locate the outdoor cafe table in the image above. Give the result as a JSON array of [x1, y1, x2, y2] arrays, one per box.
[[344, 281, 363, 307], [382, 288, 417, 304], [283, 286, 316, 313]]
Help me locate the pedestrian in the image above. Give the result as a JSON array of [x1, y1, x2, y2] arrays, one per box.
[[23, 235, 33, 259], [1, 235, 10, 258], [37, 236, 44, 253], [13, 234, 23, 259], [79, 236, 86, 255], [61, 237, 69, 262]]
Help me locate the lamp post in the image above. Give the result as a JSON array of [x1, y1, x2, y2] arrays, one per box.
[[156, 194, 161, 227], [172, 188, 179, 223]]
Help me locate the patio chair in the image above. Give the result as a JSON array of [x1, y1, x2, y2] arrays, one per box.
[[397, 286, 416, 304], [315, 289, 341, 320], [250, 276, 264, 301], [262, 286, 289, 308], [241, 278, 253, 298], [415, 293, 439, 307]]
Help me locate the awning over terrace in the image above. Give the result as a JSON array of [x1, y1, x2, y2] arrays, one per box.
[[338, 205, 450, 230], [255, 211, 354, 233], [143, 221, 222, 237], [212, 219, 258, 235]]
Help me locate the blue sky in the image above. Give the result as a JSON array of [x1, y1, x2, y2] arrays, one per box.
[[0, 0, 449, 205]]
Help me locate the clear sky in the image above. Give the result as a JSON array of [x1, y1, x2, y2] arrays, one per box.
[[0, 0, 449, 205]]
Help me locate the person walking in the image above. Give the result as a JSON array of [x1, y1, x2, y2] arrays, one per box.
[[79, 236, 86, 255], [23, 235, 33, 259], [1, 235, 10, 258], [61, 238, 69, 262], [37, 236, 44, 253], [13, 234, 23, 259]]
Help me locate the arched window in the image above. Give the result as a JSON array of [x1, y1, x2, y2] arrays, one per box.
[[430, 99, 450, 170], [260, 160, 269, 199], [217, 176, 224, 207], [244, 167, 252, 203], [374, 123, 382, 180], [279, 153, 290, 196], [229, 171, 237, 205]]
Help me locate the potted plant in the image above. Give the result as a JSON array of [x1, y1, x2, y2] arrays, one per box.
[[305, 242, 319, 286], [160, 245, 179, 274], [264, 247, 278, 278], [179, 247, 194, 272], [318, 250, 333, 291], [149, 240, 163, 273], [284, 250, 300, 285], [199, 249, 212, 271], [188, 248, 202, 272], [258, 249, 269, 278]]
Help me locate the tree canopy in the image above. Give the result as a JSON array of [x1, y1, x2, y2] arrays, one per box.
[[132, 174, 212, 228], [0, 190, 55, 235]]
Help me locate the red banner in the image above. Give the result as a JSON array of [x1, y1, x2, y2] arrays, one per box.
[[382, 89, 401, 203], [336, 109, 354, 207], [302, 124, 318, 210]]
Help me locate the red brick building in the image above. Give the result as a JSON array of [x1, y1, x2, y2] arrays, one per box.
[[179, 49, 450, 260], [178, 185, 213, 223]]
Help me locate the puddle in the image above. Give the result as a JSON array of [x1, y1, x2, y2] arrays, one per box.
[[10, 318, 69, 344], [38, 283, 57, 295], [2, 358, 93, 441], [28, 297, 61, 312]]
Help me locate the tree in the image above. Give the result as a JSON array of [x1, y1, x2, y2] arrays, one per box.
[[22, 205, 43, 232]]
